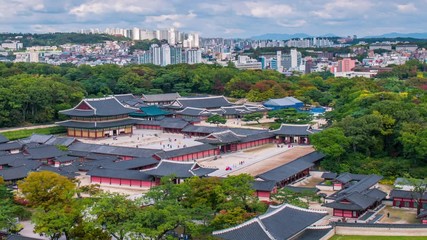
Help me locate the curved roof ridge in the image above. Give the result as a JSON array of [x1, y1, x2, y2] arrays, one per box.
[[212, 217, 261, 235], [178, 95, 228, 100], [255, 217, 277, 240], [111, 96, 139, 110], [306, 225, 333, 230]]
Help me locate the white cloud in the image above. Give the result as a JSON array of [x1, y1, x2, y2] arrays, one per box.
[[396, 3, 417, 13], [69, 0, 171, 17], [277, 19, 306, 28], [144, 12, 197, 29], [311, 0, 374, 20], [224, 28, 245, 34], [145, 12, 197, 23], [235, 2, 293, 18]]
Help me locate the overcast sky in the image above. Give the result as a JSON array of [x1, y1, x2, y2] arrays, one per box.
[[1, 0, 426, 38]]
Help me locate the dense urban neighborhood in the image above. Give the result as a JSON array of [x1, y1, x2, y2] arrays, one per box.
[[0, 32, 427, 240]]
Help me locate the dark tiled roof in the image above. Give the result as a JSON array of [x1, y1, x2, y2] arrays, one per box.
[[154, 144, 218, 159], [213, 204, 327, 240], [26, 145, 66, 160], [324, 189, 385, 211], [87, 168, 151, 181], [56, 118, 138, 129], [6, 234, 42, 240], [141, 93, 181, 103], [390, 189, 427, 200], [171, 96, 233, 109], [59, 164, 81, 173], [0, 153, 27, 166], [176, 107, 210, 116], [296, 227, 334, 240], [270, 124, 315, 136], [0, 134, 9, 144], [182, 125, 267, 136], [159, 118, 190, 129], [143, 160, 217, 178], [418, 209, 427, 219], [37, 166, 78, 178], [54, 155, 79, 163], [336, 175, 383, 197], [213, 220, 272, 240], [257, 152, 321, 183], [8, 159, 43, 170], [252, 180, 276, 192], [365, 188, 388, 201], [113, 94, 145, 107], [20, 134, 54, 144], [68, 142, 158, 158], [240, 132, 275, 143], [191, 167, 217, 176], [103, 157, 159, 170], [198, 130, 244, 144], [335, 173, 368, 184], [45, 137, 76, 147], [0, 142, 22, 151], [0, 165, 32, 181], [321, 172, 338, 180], [59, 97, 136, 117]]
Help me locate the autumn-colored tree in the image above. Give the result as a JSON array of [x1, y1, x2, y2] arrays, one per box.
[[18, 171, 76, 210]]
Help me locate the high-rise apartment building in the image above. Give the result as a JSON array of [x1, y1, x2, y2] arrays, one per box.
[[161, 44, 171, 66], [132, 27, 141, 40], [171, 47, 183, 64], [185, 49, 202, 64], [151, 44, 161, 65]]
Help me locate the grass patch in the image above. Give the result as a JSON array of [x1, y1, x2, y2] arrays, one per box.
[[2, 126, 66, 140], [331, 236, 427, 240]]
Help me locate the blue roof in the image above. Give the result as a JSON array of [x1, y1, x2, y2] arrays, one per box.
[[263, 97, 302, 107]]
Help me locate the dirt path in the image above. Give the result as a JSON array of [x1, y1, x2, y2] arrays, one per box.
[[0, 124, 56, 133], [230, 146, 315, 176]]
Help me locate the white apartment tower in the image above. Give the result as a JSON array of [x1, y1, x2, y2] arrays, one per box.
[[161, 44, 171, 66], [276, 51, 282, 72], [168, 28, 176, 45], [151, 44, 161, 65], [132, 27, 141, 40], [290, 49, 298, 69]]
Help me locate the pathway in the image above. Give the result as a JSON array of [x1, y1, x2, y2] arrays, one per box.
[[204, 145, 314, 177]]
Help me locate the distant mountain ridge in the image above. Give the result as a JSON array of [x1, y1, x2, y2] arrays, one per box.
[[250, 33, 340, 40], [363, 32, 427, 39], [251, 32, 427, 40]]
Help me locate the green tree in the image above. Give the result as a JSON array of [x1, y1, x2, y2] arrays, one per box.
[[272, 188, 320, 209], [405, 177, 427, 215], [310, 128, 350, 160], [242, 112, 264, 124], [206, 115, 227, 126], [32, 203, 81, 240], [90, 193, 139, 240], [268, 108, 313, 124]]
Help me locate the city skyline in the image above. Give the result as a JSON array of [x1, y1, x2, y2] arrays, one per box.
[[1, 0, 427, 38]]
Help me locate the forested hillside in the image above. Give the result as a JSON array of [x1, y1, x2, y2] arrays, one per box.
[[0, 33, 128, 47]]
